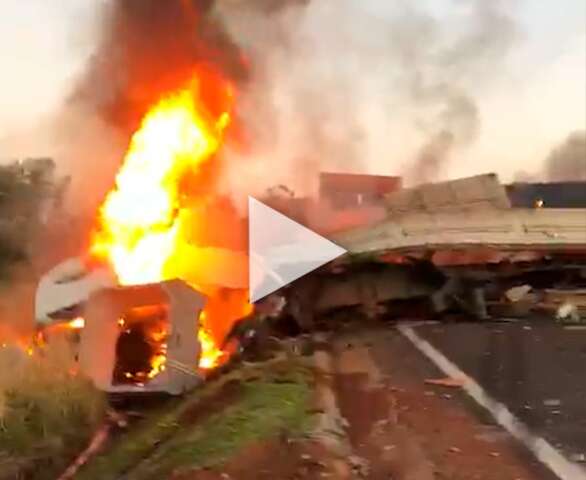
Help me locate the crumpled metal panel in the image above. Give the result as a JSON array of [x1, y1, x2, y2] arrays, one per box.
[[377, 249, 547, 267], [35, 257, 116, 324], [335, 209, 586, 255], [430, 249, 545, 266]]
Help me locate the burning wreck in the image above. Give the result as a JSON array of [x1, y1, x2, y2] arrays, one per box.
[[36, 43, 252, 393], [283, 174, 586, 328], [35, 165, 586, 396], [29, 1, 586, 396]]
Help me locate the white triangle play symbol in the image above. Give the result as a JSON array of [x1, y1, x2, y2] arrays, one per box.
[[248, 197, 347, 303]]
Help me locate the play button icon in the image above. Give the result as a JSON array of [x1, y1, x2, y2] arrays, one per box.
[[249, 197, 347, 303]]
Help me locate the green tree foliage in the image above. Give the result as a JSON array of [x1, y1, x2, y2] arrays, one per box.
[[0, 158, 60, 276]]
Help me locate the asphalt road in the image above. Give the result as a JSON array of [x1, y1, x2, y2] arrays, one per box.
[[413, 320, 586, 464]]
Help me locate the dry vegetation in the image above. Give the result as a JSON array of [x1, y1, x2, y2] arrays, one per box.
[[0, 339, 106, 480]]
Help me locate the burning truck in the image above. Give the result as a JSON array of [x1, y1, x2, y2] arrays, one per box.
[[34, 66, 254, 394], [36, 261, 207, 395], [28, 0, 586, 395]]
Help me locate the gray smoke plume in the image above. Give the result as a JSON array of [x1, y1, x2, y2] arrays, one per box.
[[545, 130, 586, 181], [216, 0, 520, 195], [408, 85, 480, 183], [391, 0, 517, 183]]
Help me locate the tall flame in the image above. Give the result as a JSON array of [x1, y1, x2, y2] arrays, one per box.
[[92, 81, 230, 284], [91, 72, 249, 373]]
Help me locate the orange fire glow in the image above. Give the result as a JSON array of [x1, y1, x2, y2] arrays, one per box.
[[91, 71, 251, 375], [69, 317, 86, 329]]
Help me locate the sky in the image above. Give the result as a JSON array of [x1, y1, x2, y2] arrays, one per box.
[[0, 1, 100, 130], [0, 0, 584, 179]]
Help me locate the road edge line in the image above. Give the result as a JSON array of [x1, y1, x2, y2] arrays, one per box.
[[398, 324, 586, 480]]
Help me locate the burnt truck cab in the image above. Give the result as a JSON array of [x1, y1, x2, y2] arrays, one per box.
[[35, 257, 207, 395]]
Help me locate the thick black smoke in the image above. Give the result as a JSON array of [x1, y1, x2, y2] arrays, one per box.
[[72, 0, 245, 133]]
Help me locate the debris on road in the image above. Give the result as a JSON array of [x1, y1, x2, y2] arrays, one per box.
[[27, 172, 586, 403], [556, 302, 583, 324], [425, 377, 467, 388], [505, 285, 533, 303]]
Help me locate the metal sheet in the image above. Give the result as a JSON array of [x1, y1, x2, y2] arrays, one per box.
[[335, 209, 586, 255]]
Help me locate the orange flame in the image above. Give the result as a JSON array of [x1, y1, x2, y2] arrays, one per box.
[[92, 79, 231, 285], [69, 317, 86, 329], [91, 71, 249, 374]]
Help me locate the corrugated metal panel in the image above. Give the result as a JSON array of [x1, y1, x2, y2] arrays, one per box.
[[334, 209, 586, 254]]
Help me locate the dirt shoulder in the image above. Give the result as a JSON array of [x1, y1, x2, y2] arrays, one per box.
[[328, 325, 556, 480], [76, 356, 315, 480], [75, 325, 558, 480], [171, 326, 555, 480]]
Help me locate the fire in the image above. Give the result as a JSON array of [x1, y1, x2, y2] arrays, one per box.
[[91, 70, 249, 375], [69, 317, 86, 329], [92, 80, 231, 285], [198, 327, 223, 371]]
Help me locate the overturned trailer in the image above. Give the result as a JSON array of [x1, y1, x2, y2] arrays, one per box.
[[284, 174, 586, 328]]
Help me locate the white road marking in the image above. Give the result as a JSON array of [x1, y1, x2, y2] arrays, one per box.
[[398, 324, 586, 480]]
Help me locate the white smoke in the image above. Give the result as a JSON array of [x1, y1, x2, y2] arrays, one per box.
[[217, 0, 521, 198], [0, 0, 123, 216]]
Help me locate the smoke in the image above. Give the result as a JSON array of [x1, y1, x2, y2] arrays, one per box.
[[544, 130, 586, 181], [72, 0, 245, 133], [514, 130, 586, 182], [34, 0, 249, 234], [217, 0, 520, 195], [409, 90, 479, 183]]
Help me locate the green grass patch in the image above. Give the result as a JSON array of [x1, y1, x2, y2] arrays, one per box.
[[78, 357, 313, 480]]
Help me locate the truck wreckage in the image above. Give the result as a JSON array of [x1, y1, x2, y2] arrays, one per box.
[[287, 174, 586, 328], [34, 173, 586, 394], [36, 259, 206, 395]]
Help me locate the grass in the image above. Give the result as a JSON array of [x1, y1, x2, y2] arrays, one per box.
[[0, 339, 107, 480], [78, 357, 313, 480]]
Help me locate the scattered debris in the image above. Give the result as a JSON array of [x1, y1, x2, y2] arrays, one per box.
[[505, 285, 532, 303], [57, 413, 119, 480], [570, 453, 586, 463], [348, 455, 371, 477], [425, 377, 466, 388], [556, 303, 582, 324]]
